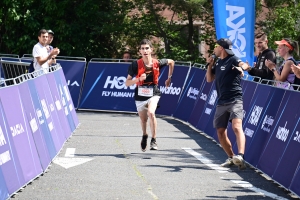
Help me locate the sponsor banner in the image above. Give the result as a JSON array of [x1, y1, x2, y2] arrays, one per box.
[[290, 162, 300, 197], [0, 99, 24, 194], [197, 84, 218, 133], [257, 90, 300, 177], [0, 167, 9, 200], [213, 0, 255, 63], [33, 75, 65, 152], [0, 86, 41, 184], [173, 68, 207, 121], [27, 80, 57, 159], [245, 87, 286, 167], [273, 116, 300, 189], [18, 82, 51, 171], [188, 82, 214, 127], [56, 60, 86, 108], [156, 65, 189, 116], [53, 70, 76, 132], [46, 72, 72, 139], [57, 68, 79, 127]]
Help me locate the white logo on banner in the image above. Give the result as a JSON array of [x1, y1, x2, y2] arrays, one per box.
[[41, 99, 50, 119], [226, 5, 246, 58], [29, 116, 38, 133], [36, 109, 44, 124], [67, 80, 80, 87], [276, 122, 289, 142], [187, 87, 199, 100], [244, 128, 254, 138], [208, 90, 217, 105], [0, 126, 6, 146], [103, 76, 135, 98], [294, 131, 300, 143], [11, 124, 25, 137], [160, 83, 181, 95], [261, 115, 274, 133], [200, 93, 207, 101], [205, 108, 212, 115], [248, 106, 263, 126], [0, 150, 11, 166]]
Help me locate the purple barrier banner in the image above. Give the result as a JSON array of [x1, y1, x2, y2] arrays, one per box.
[[197, 84, 217, 133], [52, 70, 76, 132], [57, 68, 79, 127], [156, 65, 190, 116], [27, 80, 57, 159], [188, 82, 214, 127], [79, 62, 136, 112], [18, 82, 51, 171], [0, 100, 24, 194], [46, 72, 72, 139], [33, 75, 65, 153], [56, 60, 86, 108], [245, 87, 286, 167], [273, 116, 300, 190], [290, 162, 300, 197], [173, 68, 207, 121], [257, 90, 300, 177], [0, 86, 42, 184], [0, 167, 9, 200]]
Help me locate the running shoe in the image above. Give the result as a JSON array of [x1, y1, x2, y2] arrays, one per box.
[[220, 158, 234, 167], [141, 135, 148, 152], [150, 138, 158, 150], [233, 155, 247, 170]]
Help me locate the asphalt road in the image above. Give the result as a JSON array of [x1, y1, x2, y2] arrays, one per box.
[[11, 111, 299, 200]]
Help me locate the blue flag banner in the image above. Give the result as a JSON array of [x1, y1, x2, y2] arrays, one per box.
[[213, 0, 255, 63]]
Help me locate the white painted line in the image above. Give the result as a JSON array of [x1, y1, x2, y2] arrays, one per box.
[[182, 148, 288, 200], [65, 148, 76, 157]]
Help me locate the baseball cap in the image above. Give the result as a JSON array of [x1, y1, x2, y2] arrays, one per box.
[[48, 30, 54, 35], [216, 38, 234, 55]]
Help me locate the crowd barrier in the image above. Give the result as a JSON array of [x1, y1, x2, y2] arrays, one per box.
[[0, 63, 79, 199], [1, 55, 300, 198]]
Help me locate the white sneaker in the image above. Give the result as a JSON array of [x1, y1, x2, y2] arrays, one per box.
[[220, 158, 234, 167], [232, 155, 246, 170]]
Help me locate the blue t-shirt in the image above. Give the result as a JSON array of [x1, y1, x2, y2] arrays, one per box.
[[211, 55, 243, 105]]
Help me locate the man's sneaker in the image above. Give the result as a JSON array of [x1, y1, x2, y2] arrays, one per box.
[[233, 155, 247, 170], [141, 135, 148, 152], [220, 158, 234, 167], [150, 138, 158, 150]]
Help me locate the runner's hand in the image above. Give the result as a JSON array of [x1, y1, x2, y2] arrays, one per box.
[[165, 78, 171, 87], [139, 73, 146, 81]]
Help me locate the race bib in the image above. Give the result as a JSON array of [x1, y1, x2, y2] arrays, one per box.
[[138, 86, 154, 97]]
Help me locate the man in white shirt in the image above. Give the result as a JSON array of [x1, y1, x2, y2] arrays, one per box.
[[32, 29, 60, 72]]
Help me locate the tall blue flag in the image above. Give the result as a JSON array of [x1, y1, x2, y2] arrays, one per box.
[[213, 0, 255, 63]]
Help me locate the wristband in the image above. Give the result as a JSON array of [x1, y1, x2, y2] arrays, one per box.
[[168, 75, 172, 79]]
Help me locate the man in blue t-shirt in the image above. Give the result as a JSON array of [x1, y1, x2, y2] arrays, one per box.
[[206, 38, 248, 170]]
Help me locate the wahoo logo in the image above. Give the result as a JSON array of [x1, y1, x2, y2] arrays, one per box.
[[244, 128, 254, 137], [104, 76, 135, 90], [248, 105, 263, 126], [294, 131, 300, 143], [208, 90, 217, 105], [160, 83, 181, 95], [0, 126, 6, 146], [200, 93, 207, 101], [226, 5, 246, 58], [276, 122, 289, 142], [11, 123, 25, 137], [67, 80, 80, 87], [187, 87, 199, 99]]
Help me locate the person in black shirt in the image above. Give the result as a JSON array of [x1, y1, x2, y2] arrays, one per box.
[[206, 38, 247, 170], [243, 33, 276, 83], [125, 39, 174, 152]]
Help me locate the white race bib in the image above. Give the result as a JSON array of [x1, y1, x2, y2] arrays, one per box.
[[138, 86, 154, 97]]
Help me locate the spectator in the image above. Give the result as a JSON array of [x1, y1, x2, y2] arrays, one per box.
[[265, 38, 299, 89], [32, 29, 60, 73], [46, 29, 54, 54], [243, 33, 276, 83], [291, 63, 300, 87], [122, 51, 132, 62]]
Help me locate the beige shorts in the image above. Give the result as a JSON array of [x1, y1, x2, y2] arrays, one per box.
[[135, 96, 160, 112]]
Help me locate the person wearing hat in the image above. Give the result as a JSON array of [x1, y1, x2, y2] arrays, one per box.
[[265, 38, 299, 89], [47, 30, 54, 54], [206, 38, 248, 170]]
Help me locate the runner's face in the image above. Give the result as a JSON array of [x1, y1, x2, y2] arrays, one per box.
[[139, 44, 152, 57]]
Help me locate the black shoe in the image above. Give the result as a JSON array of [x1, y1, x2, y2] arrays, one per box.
[[141, 135, 148, 152], [150, 138, 158, 150]]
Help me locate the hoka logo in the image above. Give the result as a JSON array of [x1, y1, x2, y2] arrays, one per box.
[[160, 83, 181, 95], [11, 124, 25, 137], [104, 76, 135, 90], [226, 5, 246, 58]]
